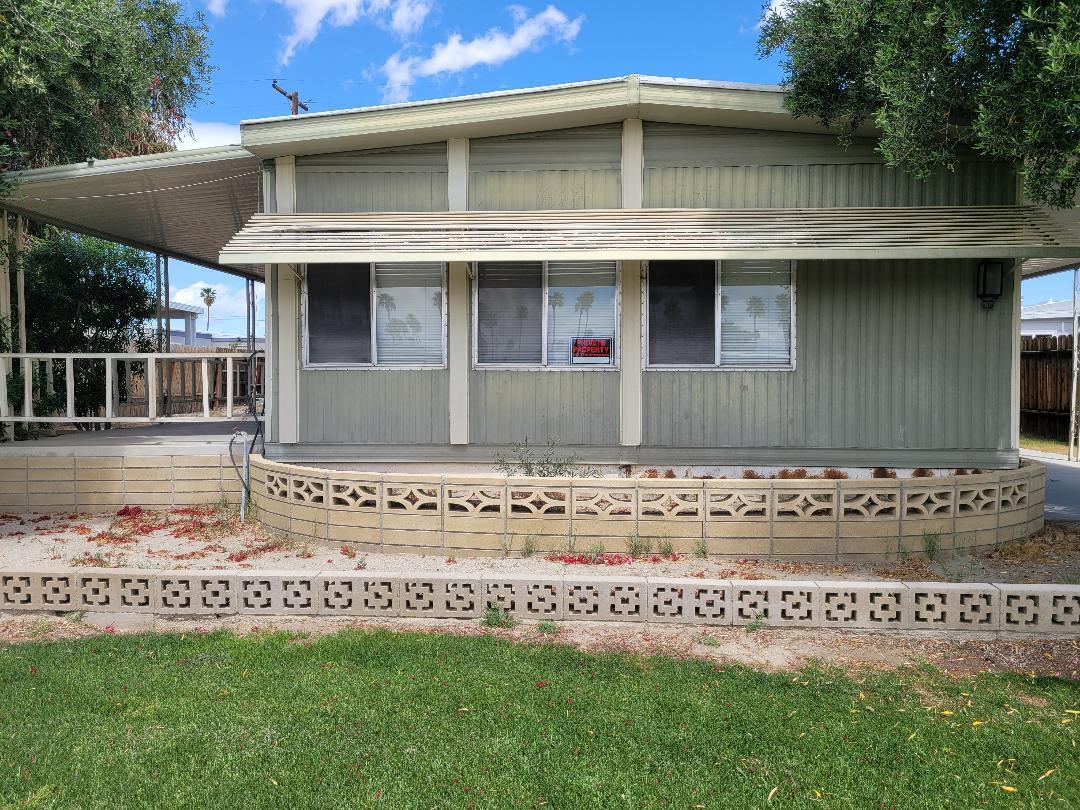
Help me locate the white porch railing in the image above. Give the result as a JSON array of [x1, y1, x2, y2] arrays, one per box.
[[0, 352, 264, 423]]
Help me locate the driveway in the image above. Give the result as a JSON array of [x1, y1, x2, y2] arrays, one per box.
[[1022, 451, 1080, 522]]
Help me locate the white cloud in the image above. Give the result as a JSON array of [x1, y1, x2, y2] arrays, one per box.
[[206, 0, 228, 17], [275, 0, 431, 65], [380, 5, 583, 103], [176, 121, 241, 150], [173, 280, 265, 334], [757, 0, 799, 28]]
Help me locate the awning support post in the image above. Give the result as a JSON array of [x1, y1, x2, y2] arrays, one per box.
[[1069, 266, 1078, 462]]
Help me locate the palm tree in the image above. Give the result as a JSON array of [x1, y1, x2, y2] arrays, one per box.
[[574, 290, 595, 333], [199, 287, 217, 330], [745, 296, 765, 333]]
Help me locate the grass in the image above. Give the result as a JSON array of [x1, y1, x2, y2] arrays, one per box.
[[481, 604, 516, 629], [1020, 433, 1071, 457], [0, 630, 1077, 807]]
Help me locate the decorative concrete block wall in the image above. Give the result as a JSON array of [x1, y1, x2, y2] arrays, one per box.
[[3, 568, 1077, 635], [250, 457, 1046, 560], [0, 454, 242, 513]]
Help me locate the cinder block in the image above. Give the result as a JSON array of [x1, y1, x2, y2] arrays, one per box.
[[399, 576, 483, 619], [816, 581, 908, 630], [157, 571, 238, 615], [708, 536, 770, 556], [0, 457, 27, 469], [27, 457, 74, 470], [482, 575, 563, 619], [0, 469, 28, 482], [171, 455, 222, 468], [705, 519, 770, 539], [383, 528, 441, 548], [75, 457, 124, 469], [124, 468, 171, 482], [771, 535, 836, 556], [902, 583, 999, 631], [75, 479, 125, 494], [28, 480, 74, 495], [997, 584, 1080, 634], [444, 531, 506, 551], [647, 578, 732, 625], [315, 574, 397, 616], [326, 523, 381, 544], [564, 576, 647, 622], [76, 467, 124, 482], [236, 573, 318, 614], [123, 456, 172, 469]]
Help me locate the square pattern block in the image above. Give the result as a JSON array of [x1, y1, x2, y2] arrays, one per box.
[[816, 581, 909, 630], [237, 574, 318, 614], [316, 575, 397, 616], [564, 577, 647, 621], [902, 583, 999, 630], [997, 584, 1080, 634], [158, 572, 238, 615], [399, 577, 483, 619], [730, 580, 820, 627], [647, 578, 732, 625], [483, 576, 563, 619]]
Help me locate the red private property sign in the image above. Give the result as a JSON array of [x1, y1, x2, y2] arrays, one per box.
[[569, 336, 613, 366]]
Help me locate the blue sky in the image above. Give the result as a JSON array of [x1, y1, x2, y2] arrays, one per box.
[[167, 0, 1076, 335]]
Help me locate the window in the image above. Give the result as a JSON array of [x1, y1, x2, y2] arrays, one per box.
[[647, 260, 794, 368], [304, 262, 445, 367], [475, 261, 618, 367]]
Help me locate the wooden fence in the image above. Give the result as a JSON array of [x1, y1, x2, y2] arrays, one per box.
[[1020, 334, 1075, 441]]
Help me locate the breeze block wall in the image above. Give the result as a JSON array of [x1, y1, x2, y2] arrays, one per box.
[[250, 457, 1046, 560]]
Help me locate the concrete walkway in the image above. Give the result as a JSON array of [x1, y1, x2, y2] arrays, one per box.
[[1023, 450, 1080, 522]]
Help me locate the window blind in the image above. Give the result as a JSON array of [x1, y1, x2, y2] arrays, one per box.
[[647, 260, 715, 365], [546, 261, 617, 366], [476, 262, 543, 364], [719, 260, 792, 367], [307, 263, 371, 364], [373, 263, 444, 365]]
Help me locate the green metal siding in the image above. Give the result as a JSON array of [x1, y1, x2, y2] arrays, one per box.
[[642, 260, 1015, 454], [469, 125, 621, 210], [470, 370, 619, 445], [295, 143, 448, 212], [643, 123, 1015, 208], [298, 370, 450, 444]]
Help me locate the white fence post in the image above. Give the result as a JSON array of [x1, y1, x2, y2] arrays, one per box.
[[146, 356, 157, 420], [65, 357, 75, 419], [201, 358, 210, 419], [22, 357, 32, 419], [104, 358, 113, 420], [226, 356, 234, 418]]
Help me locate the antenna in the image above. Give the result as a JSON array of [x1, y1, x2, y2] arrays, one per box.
[[271, 80, 310, 116]]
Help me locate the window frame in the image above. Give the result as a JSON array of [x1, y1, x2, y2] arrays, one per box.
[[471, 260, 622, 371], [301, 262, 449, 370], [643, 259, 797, 371]]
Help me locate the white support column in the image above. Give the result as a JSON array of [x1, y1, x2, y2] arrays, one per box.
[[65, 357, 75, 419], [22, 357, 32, 419], [264, 265, 275, 442], [201, 358, 211, 418], [273, 155, 299, 444], [448, 261, 470, 444], [226, 356, 234, 418], [15, 216, 25, 354], [0, 214, 10, 439], [146, 356, 156, 420], [619, 118, 645, 447], [1070, 266, 1079, 462], [447, 138, 469, 212], [1010, 262, 1021, 455], [104, 358, 113, 420]]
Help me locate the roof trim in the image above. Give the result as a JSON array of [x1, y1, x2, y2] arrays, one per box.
[[220, 206, 1080, 266]]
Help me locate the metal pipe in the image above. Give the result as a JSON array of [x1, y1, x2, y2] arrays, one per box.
[[240, 431, 250, 522]]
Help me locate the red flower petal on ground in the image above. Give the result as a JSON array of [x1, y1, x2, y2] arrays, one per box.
[[536, 680, 547, 688]]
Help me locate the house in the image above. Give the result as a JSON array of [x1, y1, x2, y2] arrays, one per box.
[[1021, 299, 1078, 337], [5, 75, 1080, 473]]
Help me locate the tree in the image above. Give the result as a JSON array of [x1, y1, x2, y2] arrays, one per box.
[[19, 230, 155, 425], [758, 1, 1080, 208], [0, 0, 212, 193], [200, 286, 217, 329]]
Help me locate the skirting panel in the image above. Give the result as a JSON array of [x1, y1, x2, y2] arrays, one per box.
[[250, 456, 1046, 560], [2, 569, 1077, 635]]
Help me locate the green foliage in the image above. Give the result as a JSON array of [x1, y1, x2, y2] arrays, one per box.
[[923, 530, 941, 561], [482, 603, 516, 628], [0, 0, 212, 190], [520, 535, 537, 558], [535, 621, 558, 635], [0, 630, 1075, 806], [758, 0, 1080, 207], [493, 437, 602, 478], [625, 534, 652, 557]]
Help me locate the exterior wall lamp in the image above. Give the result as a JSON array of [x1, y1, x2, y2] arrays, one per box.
[[976, 260, 1005, 310]]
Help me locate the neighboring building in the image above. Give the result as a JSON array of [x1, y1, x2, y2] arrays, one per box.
[[164, 301, 203, 346], [6, 75, 1080, 469], [1021, 299, 1077, 337]]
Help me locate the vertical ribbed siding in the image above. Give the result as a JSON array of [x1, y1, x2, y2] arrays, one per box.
[[642, 260, 1015, 453], [469, 125, 621, 211], [299, 370, 450, 444], [470, 370, 619, 445]]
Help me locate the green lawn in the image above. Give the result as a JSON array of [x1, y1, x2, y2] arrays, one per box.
[[0, 630, 1076, 808], [1020, 434, 1071, 457]]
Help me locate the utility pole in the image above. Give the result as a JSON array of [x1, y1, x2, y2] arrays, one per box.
[[272, 80, 309, 116]]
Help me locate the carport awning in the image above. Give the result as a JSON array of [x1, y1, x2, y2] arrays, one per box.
[[3, 146, 263, 280], [220, 206, 1080, 265]]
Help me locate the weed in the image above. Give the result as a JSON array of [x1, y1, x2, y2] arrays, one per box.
[[819, 468, 849, 479], [922, 531, 940, 562], [741, 469, 763, 480], [27, 619, 52, 639], [657, 540, 675, 557], [625, 534, 651, 558], [698, 632, 721, 647], [521, 535, 538, 558], [493, 438, 601, 478], [565, 535, 576, 554], [500, 534, 513, 557], [911, 468, 934, 478], [65, 610, 86, 624], [744, 613, 765, 634], [695, 537, 709, 559], [588, 543, 606, 563], [536, 621, 558, 635], [482, 603, 516, 629], [872, 467, 897, 479]]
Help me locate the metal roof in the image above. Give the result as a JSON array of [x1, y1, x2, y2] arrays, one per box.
[[219, 206, 1080, 265], [1, 146, 263, 280], [1021, 299, 1076, 319]]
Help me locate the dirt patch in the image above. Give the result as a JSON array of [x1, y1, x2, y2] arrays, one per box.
[[1, 613, 1076, 680], [0, 507, 1077, 585]]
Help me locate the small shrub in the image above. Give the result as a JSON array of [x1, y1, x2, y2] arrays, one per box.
[[657, 540, 675, 557], [741, 469, 763, 480], [922, 531, 940, 562], [662, 469, 676, 479], [493, 438, 601, 478], [482, 603, 516, 629], [819, 468, 848, 479], [521, 535, 538, 558], [953, 468, 969, 476], [699, 632, 721, 647], [776, 468, 809, 480], [625, 535, 652, 557], [565, 535, 576, 554], [536, 621, 558, 635], [745, 612, 765, 634], [911, 468, 934, 478], [641, 469, 659, 479], [588, 542, 605, 563], [872, 467, 897, 479], [500, 534, 513, 557], [695, 537, 709, 559]]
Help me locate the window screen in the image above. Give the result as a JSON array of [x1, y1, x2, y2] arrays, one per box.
[[306, 263, 371, 364], [546, 261, 617, 366], [476, 262, 543, 364], [374, 263, 444, 365], [719, 260, 792, 367], [647, 260, 715, 365]]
